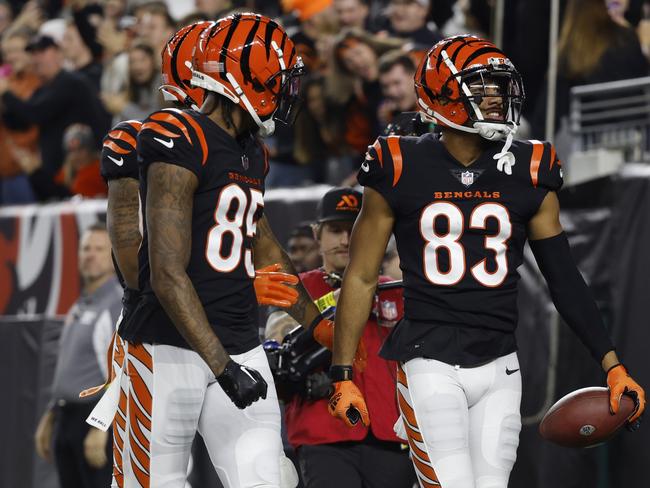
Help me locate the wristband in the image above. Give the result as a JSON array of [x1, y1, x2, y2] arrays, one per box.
[[329, 365, 353, 382]]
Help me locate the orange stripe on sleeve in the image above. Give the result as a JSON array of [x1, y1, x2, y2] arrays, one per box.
[[151, 112, 192, 143], [372, 139, 383, 167], [141, 121, 181, 140], [103, 140, 131, 155], [549, 145, 557, 170], [108, 130, 137, 149], [386, 136, 403, 187], [529, 140, 545, 188], [175, 110, 209, 166]]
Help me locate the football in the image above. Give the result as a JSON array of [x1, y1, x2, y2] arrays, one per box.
[[539, 387, 636, 448]]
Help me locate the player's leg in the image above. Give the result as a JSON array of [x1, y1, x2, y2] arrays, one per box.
[[120, 342, 210, 488], [465, 353, 522, 488], [198, 345, 287, 488], [399, 358, 475, 488]]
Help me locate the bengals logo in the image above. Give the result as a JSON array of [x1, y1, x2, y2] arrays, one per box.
[[336, 195, 359, 211]]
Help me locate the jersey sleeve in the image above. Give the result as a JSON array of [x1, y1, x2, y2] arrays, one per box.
[[357, 136, 402, 207], [100, 120, 142, 181], [137, 109, 205, 178], [529, 140, 563, 192]]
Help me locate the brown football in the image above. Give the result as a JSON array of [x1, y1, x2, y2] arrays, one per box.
[[539, 387, 636, 448]]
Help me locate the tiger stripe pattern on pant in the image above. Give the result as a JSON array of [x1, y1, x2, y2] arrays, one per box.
[[397, 364, 442, 488]]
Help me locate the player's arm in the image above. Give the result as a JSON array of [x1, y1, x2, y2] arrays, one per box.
[[252, 215, 322, 332], [106, 178, 140, 290], [146, 162, 230, 375], [328, 187, 394, 428], [333, 186, 394, 366], [528, 191, 645, 423]]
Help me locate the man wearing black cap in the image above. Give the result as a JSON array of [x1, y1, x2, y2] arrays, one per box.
[[0, 34, 109, 196], [268, 187, 416, 488]]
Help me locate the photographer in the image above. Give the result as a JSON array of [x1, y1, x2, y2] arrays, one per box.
[[266, 187, 415, 488]]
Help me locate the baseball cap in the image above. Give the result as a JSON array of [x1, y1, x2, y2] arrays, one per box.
[[26, 35, 59, 52], [316, 187, 362, 223]]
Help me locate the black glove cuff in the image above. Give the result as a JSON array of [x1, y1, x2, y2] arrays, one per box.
[[329, 365, 353, 382], [122, 287, 140, 307], [216, 359, 237, 382]]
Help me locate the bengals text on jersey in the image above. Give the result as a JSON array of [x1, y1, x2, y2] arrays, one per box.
[[358, 133, 562, 366]]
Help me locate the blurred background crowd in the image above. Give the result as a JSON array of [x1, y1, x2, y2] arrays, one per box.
[[0, 0, 648, 205]]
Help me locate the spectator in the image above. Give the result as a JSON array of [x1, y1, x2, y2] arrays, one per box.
[[383, 0, 442, 49], [61, 20, 102, 90], [532, 0, 649, 138], [287, 221, 322, 273], [114, 42, 162, 122], [34, 223, 121, 488], [333, 0, 374, 31], [195, 0, 233, 18], [327, 29, 404, 159], [268, 187, 416, 488], [376, 49, 417, 127], [0, 34, 109, 179], [133, 1, 175, 55], [0, 27, 40, 204], [292, 76, 349, 184], [0, 1, 13, 37], [16, 123, 106, 201]]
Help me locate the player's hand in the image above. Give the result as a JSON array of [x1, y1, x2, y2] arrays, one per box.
[[34, 409, 55, 462], [216, 359, 268, 409], [607, 364, 645, 425], [328, 380, 370, 428], [312, 318, 367, 371], [83, 428, 109, 468], [254, 264, 299, 308]]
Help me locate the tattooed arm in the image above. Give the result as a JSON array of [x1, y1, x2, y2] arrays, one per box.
[[147, 163, 230, 375], [253, 215, 321, 328], [107, 178, 141, 290]]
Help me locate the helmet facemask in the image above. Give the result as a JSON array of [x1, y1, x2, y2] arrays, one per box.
[[266, 59, 305, 128]]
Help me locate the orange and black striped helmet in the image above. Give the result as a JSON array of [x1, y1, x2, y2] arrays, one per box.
[[160, 21, 215, 110], [415, 35, 524, 140], [191, 13, 304, 136]]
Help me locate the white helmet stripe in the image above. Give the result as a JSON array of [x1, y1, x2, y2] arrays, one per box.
[[440, 49, 484, 122]]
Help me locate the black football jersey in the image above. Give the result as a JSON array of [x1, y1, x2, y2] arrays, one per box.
[[100, 120, 142, 289], [121, 108, 269, 354], [358, 133, 562, 366]]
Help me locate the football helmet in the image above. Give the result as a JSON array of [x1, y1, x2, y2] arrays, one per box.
[[191, 13, 304, 136], [160, 21, 215, 110], [415, 35, 524, 142]]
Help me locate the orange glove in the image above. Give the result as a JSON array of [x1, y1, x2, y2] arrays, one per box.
[[607, 364, 645, 424], [254, 264, 299, 308], [312, 318, 367, 371], [328, 380, 370, 427]]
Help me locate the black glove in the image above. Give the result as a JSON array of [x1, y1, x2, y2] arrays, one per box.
[[216, 360, 268, 409], [121, 288, 140, 320], [305, 371, 333, 400]]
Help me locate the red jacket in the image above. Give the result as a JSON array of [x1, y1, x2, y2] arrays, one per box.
[[285, 269, 404, 448]]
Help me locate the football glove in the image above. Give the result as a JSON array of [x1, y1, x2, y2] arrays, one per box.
[[328, 380, 370, 428], [607, 363, 645, 425], [311, 318, 367, 371], [254, 264, 299, 308], [217, 360, 268, 409]]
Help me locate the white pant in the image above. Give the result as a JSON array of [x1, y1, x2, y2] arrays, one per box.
[[111, 343, 285, 488], [396, 352, 522, 488]]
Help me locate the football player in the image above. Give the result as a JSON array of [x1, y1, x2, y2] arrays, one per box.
[[113, 14, 360, 488], [327, 35, 646, 488]]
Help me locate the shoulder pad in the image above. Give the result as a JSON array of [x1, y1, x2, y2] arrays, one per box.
[[140, 109, 208, 166], [100, 120, 142, 181], [358, 135, 407, 190], [522, 140, 563, 191]]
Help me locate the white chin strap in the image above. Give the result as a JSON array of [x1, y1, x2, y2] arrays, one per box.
[[159, 84, 200, 111]]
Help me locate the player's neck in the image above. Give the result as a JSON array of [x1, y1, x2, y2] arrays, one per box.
[[440, 130, 485, 167], [207, 110, 238, 138]]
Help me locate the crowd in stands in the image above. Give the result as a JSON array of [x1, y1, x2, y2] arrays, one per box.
[[0, 0, 649, 205]]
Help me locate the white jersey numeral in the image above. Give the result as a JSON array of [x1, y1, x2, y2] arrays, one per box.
[[205, 184, 263, 277], [420, 202, 511, 287]]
